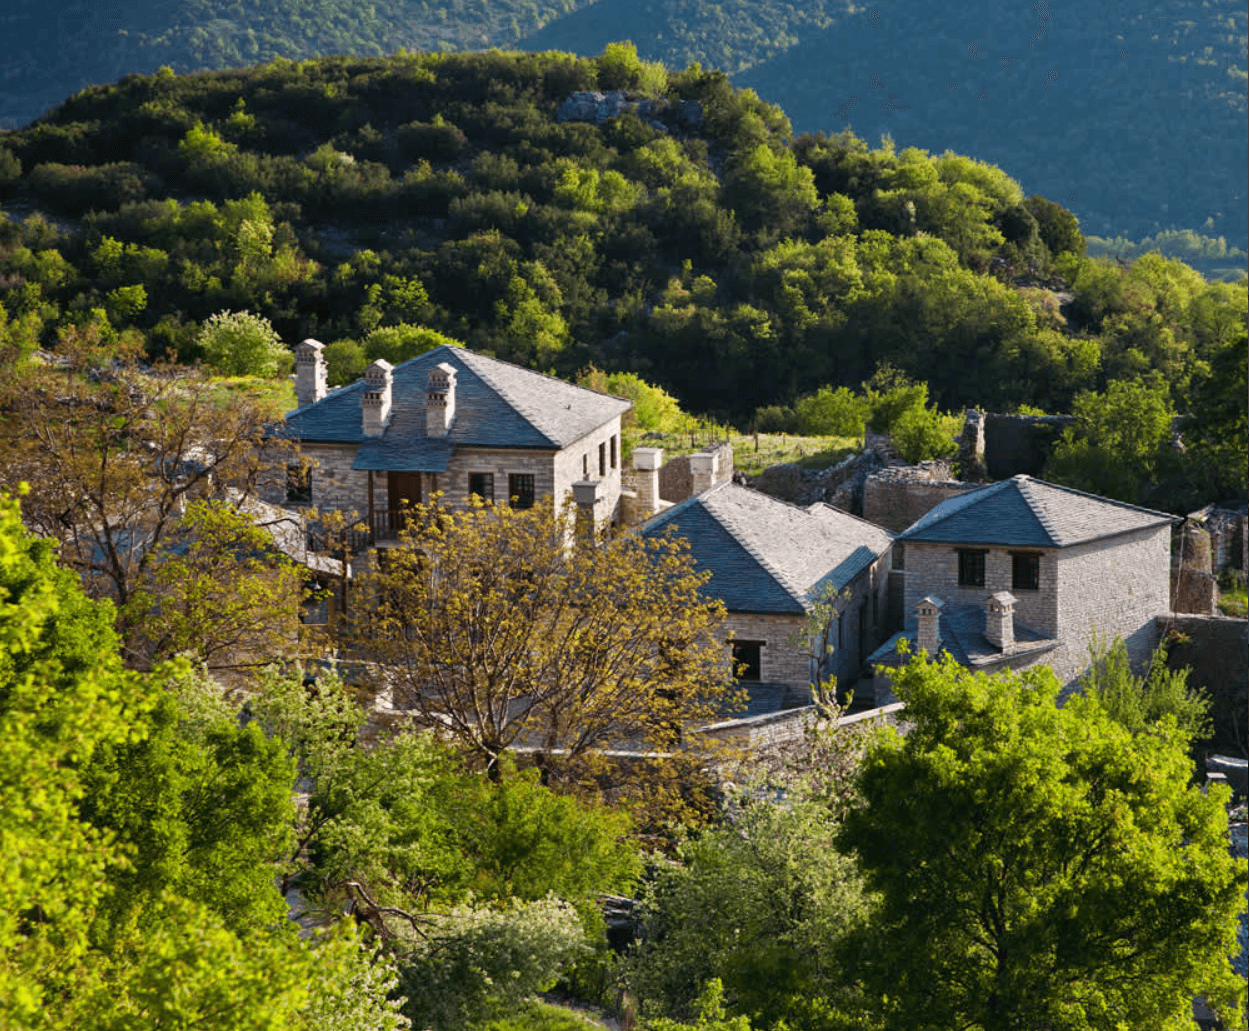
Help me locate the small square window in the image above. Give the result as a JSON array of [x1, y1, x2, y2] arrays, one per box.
[[469, 472, 494, 503], [957, 549, 986, 587], [508, 473, 535, 510], [286, 464, 312, 505], [1012, 551, 1040, 591], [731, 640, 763, 681]]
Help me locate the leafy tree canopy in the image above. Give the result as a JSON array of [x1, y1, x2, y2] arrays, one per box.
[[838, 651, 1247, 1031]]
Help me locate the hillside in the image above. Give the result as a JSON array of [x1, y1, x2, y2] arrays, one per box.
[[1, 0, 1244, 257], [0, 50, 1244, 450]]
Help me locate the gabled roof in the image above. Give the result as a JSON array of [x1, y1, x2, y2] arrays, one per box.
[[277, 345, 631, 460], [641, 482, 893, 616], [897, 474, 1178, 548]]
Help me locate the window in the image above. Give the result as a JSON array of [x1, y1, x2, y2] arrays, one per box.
[[285, 464, 312, 505], [598, 441, 607, 477], [957, 549, 986, 587], [469, 472, 494, 503], [1012, 551, 1041, 591], [610, 434, 618, 469], [583, 453, 589, 478], [891, 542, 905, 570], [508, 473, 535, 510], [731, 640, 763, 681]]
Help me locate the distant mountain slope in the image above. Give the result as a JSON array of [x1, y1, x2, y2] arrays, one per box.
[[1, 0, 1244, 250], [517, 0, 1248, 251], [0, 1, 592, 129]]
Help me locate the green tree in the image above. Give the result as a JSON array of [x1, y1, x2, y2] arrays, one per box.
[[1046, 378, 1176, 506], [199, 308, 289, 377], [128, 499, 309, 670], [838, 651, 1247, 1031], [356, 496, 732, 782], [1080, 634, 1212, 745], [628, 789, 873, 1030]]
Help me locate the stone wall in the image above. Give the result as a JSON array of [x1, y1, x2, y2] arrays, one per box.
[[1051, 524, 1172, 683], [695, 705, 820, 749], [659, 441, 734, 503], [981, 413, 1074, 480], [1159, 613, 1249, 758], [1171, 524, 1217, 614], [861, 467, 977, 533], [721, 612, 810, 687], [903, 541, 1059, 638]]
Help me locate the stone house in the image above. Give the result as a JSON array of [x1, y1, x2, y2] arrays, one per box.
[[638, 478, 894, 701], [870, 474, 1180, 702], [268, 341, 632, 541]]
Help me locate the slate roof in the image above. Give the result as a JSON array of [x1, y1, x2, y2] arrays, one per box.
[[868, 605, 1059, 670], [277, 345, 631, 463], [641, 482, 893, 616], [897, 474, 1177, 548]]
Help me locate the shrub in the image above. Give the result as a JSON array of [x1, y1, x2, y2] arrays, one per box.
[[198, 309, 288, 377], [751, 404, 796, 433], [323, 338, 367, 386], [363, 324, 457, 367], [890, 404, 957, 464], [792, 385, 866, 437]]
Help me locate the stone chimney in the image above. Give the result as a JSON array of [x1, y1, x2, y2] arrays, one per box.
[[426, 362, 457, 438], [690, 451, 717, 495], [985, 591, 1016, 652], [573, 480, 598, 548], [633, 447, 663, 517], [916, 596, 943, 658], [294, 339, 327, 407], [361, 359, 394, 437]]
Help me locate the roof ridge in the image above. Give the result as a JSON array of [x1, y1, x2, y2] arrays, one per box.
[[1014, 476, 1060, 546], [1019, 474, 1179, 525]]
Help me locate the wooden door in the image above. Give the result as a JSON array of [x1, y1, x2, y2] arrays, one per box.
[[387, 471, 422, 536]]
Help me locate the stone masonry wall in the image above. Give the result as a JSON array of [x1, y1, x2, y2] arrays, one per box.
[[551, 417, 625, 529], [1051, 524, 1172, 683], [302, 443, 373, 514], [862, 469, 977, 533], [721, 612, 810, 688], [981, 413, 1074, 479], [903, 541, 1059, 638]]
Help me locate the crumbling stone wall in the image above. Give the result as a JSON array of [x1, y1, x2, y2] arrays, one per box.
[[658, 442, 733, 502], [1171, 524, 1217, 614], [862, 467, 977, 534]]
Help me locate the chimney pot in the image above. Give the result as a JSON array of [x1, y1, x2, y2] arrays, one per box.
[[426, 362, 458, 438], [633, 447, 663, 517], [295, 339, 327, 407], [916, 595, 944, 658], [985, 590, 1016, 651], [362, 359, 393, 437]]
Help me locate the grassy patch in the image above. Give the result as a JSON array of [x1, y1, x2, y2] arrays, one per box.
[[204, 374, 297, 417], [629, 430, 860, 478], [1216, 570, 1248, 618], [479, 999, 611, 1030]]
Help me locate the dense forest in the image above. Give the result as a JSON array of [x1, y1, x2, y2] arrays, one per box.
[[0, 47, 1245, 511], [1, 0, 1245, 256]]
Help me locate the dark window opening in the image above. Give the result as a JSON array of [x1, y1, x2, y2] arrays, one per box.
[[1012, 551, 1040, 591], [731, 640, 763, 681], [286, 464, 312, 505], [583, 453, 589, 478], [469, 472, 494, 503], [610, 435, 618, 469], [957, 549, 986, 587], [891, 542, 905, 570], [599, 441, 607, 477], [508, 473, 535, 510]]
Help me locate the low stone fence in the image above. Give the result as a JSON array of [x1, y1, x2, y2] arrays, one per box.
[[1159, 613, 1249, 758]]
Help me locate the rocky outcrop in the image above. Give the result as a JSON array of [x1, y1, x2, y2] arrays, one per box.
[[556, 91, 701, 132]]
